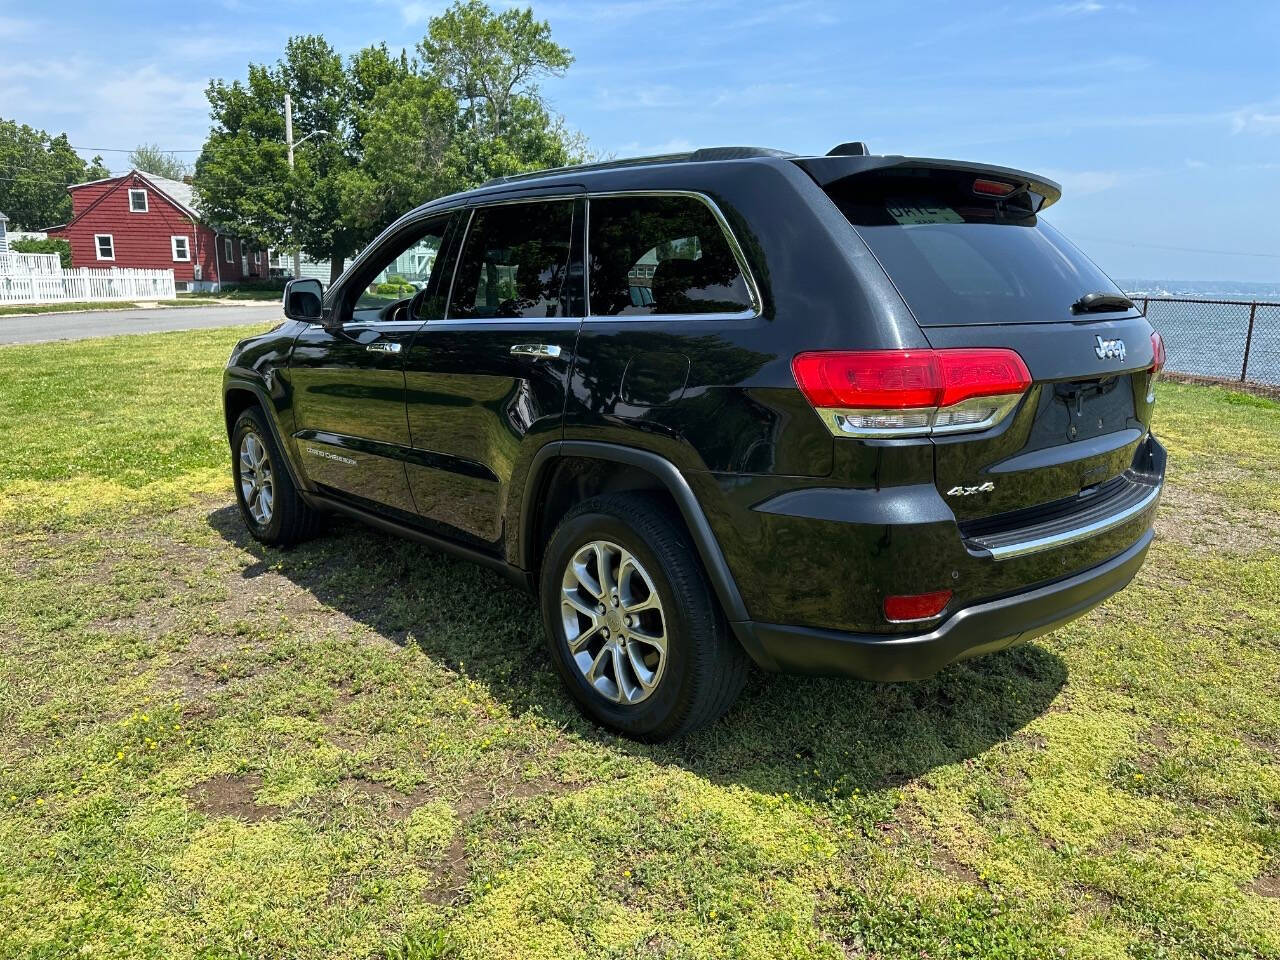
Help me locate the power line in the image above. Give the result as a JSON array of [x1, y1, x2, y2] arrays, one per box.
[[73, 146, 203, 153]]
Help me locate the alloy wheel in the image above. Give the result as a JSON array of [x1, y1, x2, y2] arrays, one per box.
[[560, 540, 668, 704], [238, 431, 275, 526]]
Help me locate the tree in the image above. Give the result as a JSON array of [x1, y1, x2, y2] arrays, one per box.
[[194, 3, 589, 281], [0, 119, 109, 229], [421, 0, 586, 183], [128, 143, 191, 181], [11, 236, 72, 269]]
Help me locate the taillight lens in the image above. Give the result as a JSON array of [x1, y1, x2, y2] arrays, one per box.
[[1150, 331, 1166, 374], [792, 348, 1032, 438]]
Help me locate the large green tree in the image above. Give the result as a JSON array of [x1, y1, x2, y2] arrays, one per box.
[[194, 1, 588, 281], [128, 143, 192, 181], [0, 120, 109, 229]]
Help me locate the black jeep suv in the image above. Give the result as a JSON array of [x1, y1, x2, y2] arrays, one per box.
[[223, 144, 1166, 740]]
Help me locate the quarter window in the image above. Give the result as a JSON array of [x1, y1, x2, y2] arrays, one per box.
[[171, 236, 190, 261], [95, 234, 114, 260], [128, 189, 148, 213], [586, 195, 753, 316], [448, 200, 580, 319]]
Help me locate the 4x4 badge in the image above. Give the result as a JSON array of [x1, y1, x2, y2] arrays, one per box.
[[1094, 335, 1126, 361], [947, 482, 995, 496]]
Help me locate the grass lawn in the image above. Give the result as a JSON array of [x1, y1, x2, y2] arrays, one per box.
[[0, 325, 1277, 959], [171, 289, 284, 303], [0, 301, 140, 317]]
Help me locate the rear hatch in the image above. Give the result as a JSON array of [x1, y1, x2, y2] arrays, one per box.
[[810, 159, 1159, 531]]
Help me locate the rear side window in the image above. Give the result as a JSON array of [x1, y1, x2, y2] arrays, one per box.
[[449, 200, 579, 319], [826, 169, 1130, 326], [587, 195, 754, 317]]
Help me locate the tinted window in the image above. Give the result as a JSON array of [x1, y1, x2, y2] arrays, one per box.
[[449, 200, 579, 319], [826, 170, 1131, 326], [587, 195, 753, 316]]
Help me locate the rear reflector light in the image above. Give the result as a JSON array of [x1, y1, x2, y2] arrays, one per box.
[[973, 178, 1016, 196], [792, 348, 1032, 438], [1150, 331, 1166, 374], [884, 590, 953, 623]]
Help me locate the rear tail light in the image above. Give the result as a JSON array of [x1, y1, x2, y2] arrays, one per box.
[[884, 590, 953, 623], [1149, 331, 1166, 374], [792, 348, 1032, 438]]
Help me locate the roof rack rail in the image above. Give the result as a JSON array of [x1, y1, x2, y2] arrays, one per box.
[[480, 146, 796, 188]]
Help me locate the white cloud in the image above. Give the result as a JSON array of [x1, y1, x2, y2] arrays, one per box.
[[0, 16, 35, 38], [1230, 109, 1280, 135], [1185, 158, 1207, 169], [612, 137, 695, 158]]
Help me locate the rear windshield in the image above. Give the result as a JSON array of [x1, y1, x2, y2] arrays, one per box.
[[825, 169, 1131, 326]]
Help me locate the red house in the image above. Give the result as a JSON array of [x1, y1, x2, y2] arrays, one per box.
[[46, 170, 266, 292]]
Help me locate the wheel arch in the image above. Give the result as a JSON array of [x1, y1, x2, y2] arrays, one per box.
[[222, 377, 310, 497], [520, 441, 750, 626]]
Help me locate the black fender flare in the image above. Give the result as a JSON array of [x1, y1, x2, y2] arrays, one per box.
[[222, 375, 311, 496], [520, 441, 750, 625]]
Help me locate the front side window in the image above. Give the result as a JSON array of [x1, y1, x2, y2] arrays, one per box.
[[128, 189, 148, 213], [350, 216, 451, 323], [95, 234, 114, 260], [587, 195, 753, 316], [171, 236, 190, 262], [448, 200, 579, 320]]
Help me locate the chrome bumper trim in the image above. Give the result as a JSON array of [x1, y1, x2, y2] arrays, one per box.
[[984, 480, 1162, 561]]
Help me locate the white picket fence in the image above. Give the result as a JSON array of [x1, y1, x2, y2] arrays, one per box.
[[0, 252, 62, 275], [0, 266, 176, 305]]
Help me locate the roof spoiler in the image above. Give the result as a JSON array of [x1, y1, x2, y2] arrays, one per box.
[[793, 155, 1063, 211]]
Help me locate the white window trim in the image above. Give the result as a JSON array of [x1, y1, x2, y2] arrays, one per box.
[[224, 238, 233, 262], [128, 189, 148, 213], [171, 235, 191, 262], [253, 250, 260, 266], [94, 234, 115, 261]]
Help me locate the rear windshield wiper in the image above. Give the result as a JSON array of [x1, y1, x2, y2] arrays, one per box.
[[1071, 292, 1135, 315]]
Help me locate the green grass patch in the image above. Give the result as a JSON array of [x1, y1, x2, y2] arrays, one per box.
[[0, 333, 1277, 958], [0, 300, 140, 316]]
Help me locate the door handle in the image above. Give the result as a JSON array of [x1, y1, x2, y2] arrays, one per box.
[[366, 341, 402, 354], [509, 343, 563, 360]]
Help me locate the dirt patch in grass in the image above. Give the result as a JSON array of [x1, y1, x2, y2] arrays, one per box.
[[1249, 874, 1280, 899], [423, 833, 471, 906], [338, 777, 433, 821], [185, 773, 279, 822], [1155, 476, 1280, 555]]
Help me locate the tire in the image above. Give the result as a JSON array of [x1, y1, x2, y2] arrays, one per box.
[[539, 492, 748, 741], [231, 406, 322, 546]]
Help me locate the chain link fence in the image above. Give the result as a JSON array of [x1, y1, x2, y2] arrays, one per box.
[[1135, 297, 1280, 387]]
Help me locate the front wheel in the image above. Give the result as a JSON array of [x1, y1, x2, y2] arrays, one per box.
[[539, 493, 748, 741], [231, 407, 321, 546]]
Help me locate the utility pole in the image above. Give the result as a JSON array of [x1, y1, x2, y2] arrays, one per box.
[[284, 93, 300, 279]]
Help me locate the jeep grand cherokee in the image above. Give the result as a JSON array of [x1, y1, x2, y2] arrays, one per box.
[[223, 143, 1166, 741]]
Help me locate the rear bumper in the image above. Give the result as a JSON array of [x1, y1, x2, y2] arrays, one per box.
[[735, 526, 1154, 681]]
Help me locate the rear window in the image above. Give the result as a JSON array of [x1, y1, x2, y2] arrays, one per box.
[[826, 170, 1130, 326]]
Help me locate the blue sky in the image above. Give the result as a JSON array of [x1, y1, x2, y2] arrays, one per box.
[[1, 0, 1277, 281]]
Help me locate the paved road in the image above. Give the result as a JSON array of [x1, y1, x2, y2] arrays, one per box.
[[0, 303, 283, 345]]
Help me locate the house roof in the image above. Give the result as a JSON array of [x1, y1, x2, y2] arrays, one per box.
[[143, 173, 197, 216], [60, 169, 203, 230]]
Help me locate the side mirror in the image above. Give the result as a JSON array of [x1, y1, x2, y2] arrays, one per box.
[[282, 278, 324, 322]]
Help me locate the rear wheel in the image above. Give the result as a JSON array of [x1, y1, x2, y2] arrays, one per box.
[[231, 407, 321, 546], [540, 493, 748, 741]]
